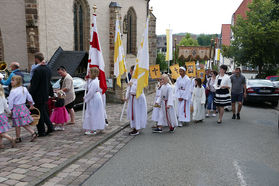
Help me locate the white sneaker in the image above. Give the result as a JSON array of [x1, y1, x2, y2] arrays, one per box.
[[61, 127, 65, 131], [105, 124, 109, 127], [55, 126, 61, 131], [206, 114, 210, 117], [212, 113, 216, 117]]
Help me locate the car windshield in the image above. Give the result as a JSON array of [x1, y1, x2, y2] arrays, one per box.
[[248, 80, 274, 87], [52, 79, 61, 89], [270, 77, 279, 81]]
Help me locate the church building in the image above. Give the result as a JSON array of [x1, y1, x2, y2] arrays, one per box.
[[0, 0, 156, 81]]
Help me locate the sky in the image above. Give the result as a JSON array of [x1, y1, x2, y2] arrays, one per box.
[[150, 0, 244, 35]]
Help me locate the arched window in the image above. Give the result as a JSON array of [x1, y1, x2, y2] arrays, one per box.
[[73, 0, 90, 51], [127, 7, 137, 55]]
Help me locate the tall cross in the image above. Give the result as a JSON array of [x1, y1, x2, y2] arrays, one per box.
[[152, 68, 158, 76]]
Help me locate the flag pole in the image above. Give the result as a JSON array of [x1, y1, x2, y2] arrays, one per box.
[[82, 5, 97, 123]]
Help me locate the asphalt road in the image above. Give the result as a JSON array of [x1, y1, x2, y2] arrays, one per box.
[[83, 105, 279, 186]]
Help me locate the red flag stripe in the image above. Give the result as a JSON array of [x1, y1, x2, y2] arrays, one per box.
[[90, 32, 100, 51]]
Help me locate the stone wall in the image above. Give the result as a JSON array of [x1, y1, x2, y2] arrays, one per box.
[[149, 12, 157, 65], [0, 30, 3, 61], [0, 0, 28, 69], [25, 0, 39, 69]]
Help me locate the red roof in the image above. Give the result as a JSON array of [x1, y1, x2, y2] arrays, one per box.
[[233, 0, 253, 24], [221, 24, 231, 46]]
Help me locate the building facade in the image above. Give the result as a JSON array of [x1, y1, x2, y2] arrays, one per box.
[[0, 0, 156, 78]]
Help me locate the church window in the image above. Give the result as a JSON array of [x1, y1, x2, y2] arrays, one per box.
[[127, 7, 137, 55], [73, 0, 90, 51]]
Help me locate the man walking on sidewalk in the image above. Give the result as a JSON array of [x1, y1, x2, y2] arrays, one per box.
[[230, 67, 246, 120]]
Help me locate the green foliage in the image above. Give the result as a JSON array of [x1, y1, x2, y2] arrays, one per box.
[[197, 34, 218, 46], [156, 53, 168, 71], [179, 33, 199, 46], [224, 0, 279, 78]]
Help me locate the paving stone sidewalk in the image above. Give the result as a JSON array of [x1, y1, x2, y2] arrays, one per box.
[[0, 93, 155, 186]]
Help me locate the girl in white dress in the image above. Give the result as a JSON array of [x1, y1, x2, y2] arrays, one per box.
[[153, 74, 178, 133], [151, 78, 162, 128], [126, 67, 147, 136], [8, 75, 37, 143], [83, 67, 105, 135], [192, 78, 206, 122]]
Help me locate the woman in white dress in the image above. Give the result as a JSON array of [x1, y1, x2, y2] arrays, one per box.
[[125, 66, 147, 136], [83, 67, 105, 135], [153, 74, 178, 133], [192, 78, 206, 122]]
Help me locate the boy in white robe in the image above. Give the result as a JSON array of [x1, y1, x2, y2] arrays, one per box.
[[153, 74, 178, 133], [175, 67, 192, 125], [125, 67, 147, 136], [192, 78, 206, 122]]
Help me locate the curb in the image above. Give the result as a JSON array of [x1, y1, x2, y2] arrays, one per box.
[[29, 108, 153, 186]]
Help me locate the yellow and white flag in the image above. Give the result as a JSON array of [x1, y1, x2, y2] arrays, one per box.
[[114, 17, 127, 87], [166, 29, 173, 61], [215, 48, 221, 61], [132, 16, 149, 98]]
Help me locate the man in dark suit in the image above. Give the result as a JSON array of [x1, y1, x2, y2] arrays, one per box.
[[29, 52, 54, 137]]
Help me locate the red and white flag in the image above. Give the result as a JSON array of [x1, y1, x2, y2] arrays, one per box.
[[88, 13, 107, 94]]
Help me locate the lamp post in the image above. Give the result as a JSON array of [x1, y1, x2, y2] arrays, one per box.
[[174, 38, 177, 64]]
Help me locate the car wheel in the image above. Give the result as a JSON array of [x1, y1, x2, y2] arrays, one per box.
[[271, 101, 278, 107]]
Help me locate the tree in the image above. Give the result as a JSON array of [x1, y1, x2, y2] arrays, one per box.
[[179, 33, 199, 46], [223, 0, 279, 78], [156, 52, 168, 71], [197, 34, 218, 46]]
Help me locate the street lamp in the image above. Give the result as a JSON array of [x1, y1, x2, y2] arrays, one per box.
[[174, 38, 177, 64]]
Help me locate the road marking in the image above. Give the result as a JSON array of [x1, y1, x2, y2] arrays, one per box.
[[233, 160, 247, 186]]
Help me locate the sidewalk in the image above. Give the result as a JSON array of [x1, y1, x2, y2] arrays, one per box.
[[0, 93, 155, 186]]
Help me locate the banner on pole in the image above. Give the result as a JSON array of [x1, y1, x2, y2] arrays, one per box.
[[197, 69, 205, 82], [166, 29, 173, 61], [149, 65, 161, 79], [185, 61, 196, 78], [169, 64, 180, 80]]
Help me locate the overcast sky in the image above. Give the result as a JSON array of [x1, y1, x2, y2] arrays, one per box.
[[150, 0, 243, 35]]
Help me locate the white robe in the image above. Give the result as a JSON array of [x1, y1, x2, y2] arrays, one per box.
[[192, 86, 206, 121], [126, 79, 147, 130], [151, 87, 161, 122], [157, 84, 178, 127], [175, 75, 192, 122], [83, 78, 105, 131]]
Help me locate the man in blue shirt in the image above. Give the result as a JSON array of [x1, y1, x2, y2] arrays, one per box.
[[0, 62, 24, 89]]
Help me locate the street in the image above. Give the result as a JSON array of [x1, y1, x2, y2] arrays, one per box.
[[83, 105, 279, 186]]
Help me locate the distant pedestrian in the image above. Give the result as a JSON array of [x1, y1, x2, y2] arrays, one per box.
[[206, 70, 218, 117], [29, 52, 54, 137], [230, 67, 246, 120], [83, 67, 105, 135], [214, 65, 231, 124], [192, 78, 206, 122], [57, 66, 76, 124], [175, 67, 192, 126], [125, 66, 147, 136], [0, 84, 15, 148], [50, 90, 69, 131], [153, 74, 178, 133], [8, 75, 37, 143]]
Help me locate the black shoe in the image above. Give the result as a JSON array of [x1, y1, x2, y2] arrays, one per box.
[[38, 133, 47, 137], [232, 114, 236, 119], [152, 128, 162, 133], [105, 119, 109, 124], [47, 128, 54, 134], [217, 120, 222, 124], [15, 138, 22, 143], [237, 113, 240, 120]]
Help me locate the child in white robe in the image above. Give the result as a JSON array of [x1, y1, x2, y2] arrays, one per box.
[[83, 67, 105, 135], [192, 78, 206, 122], [126, 66, 147, 136], [175, 67, 192, 125], [151, 78, 162, 128], [153, 74, 178, 133]]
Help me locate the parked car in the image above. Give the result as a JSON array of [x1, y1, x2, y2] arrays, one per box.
[[52, 77, 86, 108], [3, 72, 31, 97], [266, 75, 279, 81], [245, 79, 279, 106]]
